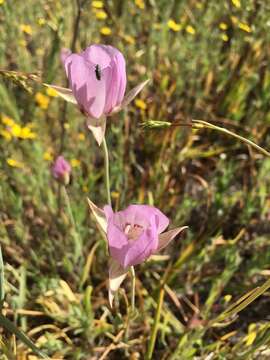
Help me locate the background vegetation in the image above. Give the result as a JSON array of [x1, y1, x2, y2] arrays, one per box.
[[0, 0, 270, 358]]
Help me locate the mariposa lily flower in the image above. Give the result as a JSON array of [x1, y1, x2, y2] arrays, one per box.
[[52, 155, 71, 185], [45, 45, 149, 145], [87, 199, 188, 307]]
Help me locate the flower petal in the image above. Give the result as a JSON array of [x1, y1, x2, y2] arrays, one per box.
[[64, 53, 107, 119], [156, 226, 188, 252], [43, 84, 77, 104], [87, 198, 107, 234], [120, 79, 149, 109], [86, 115, 106, 146], [108, 258, 128, 307], [60, 48, 72, 65]]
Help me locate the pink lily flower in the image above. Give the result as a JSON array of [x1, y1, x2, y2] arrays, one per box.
[[45, 45, 149, 145], [87, 199, 188, 307]]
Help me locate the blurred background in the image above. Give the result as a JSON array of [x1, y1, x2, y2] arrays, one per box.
[[0, 0, 270, 358]]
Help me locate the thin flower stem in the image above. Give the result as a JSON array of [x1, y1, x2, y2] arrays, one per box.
[[146, 285, 165, 360], [192, 119, 270, 157], [62, 185, 82, 263], [146, 266, 171, 359], [130, 266, 136, 312], [102, 138, 112, 206]]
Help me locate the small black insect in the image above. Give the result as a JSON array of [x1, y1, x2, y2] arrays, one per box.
[[95, 64, 101, 81]]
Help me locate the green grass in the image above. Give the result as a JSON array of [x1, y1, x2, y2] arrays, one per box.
[[0, 0, 270, 358]]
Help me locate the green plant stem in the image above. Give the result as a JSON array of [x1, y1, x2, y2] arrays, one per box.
[[146, 285, 165, 360], [192, 119, 270, 157], [130, 266, 136, 312], [62, 185, 82, 263], [102, 138, 112, 206], [0, 245, 5, 310]]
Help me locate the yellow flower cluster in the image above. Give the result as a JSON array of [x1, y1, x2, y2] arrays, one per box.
[[20, 24, 33, 35], [167, 20, 196, 35], [100, 27, 111, 36], [1, 115, 36, 140], [135, 0, 145, 10], [35, 92, 50, 110], [6, 158, 24, 168], [167, 19, 182, 32], [135, 99, 147, 110], [231, 0, 241, 8]]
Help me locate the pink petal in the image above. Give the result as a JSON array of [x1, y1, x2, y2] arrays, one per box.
[[121, 79, 149, 109], [83, 44, 112, 69], [64, 54, 107, 119], [86, 115, 106, 146], [120, 205, 169, 233], [156, 226, 188, 252], [107, 213, 159, 268], [87, 198, 107, 234], [108, 258, 128, 307], [60, 48, 72, 65]]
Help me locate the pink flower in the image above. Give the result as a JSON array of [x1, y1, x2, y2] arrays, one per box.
[[52, 156, 71, 185], [88, 199, 188, 306], [45, 45, 149, 145]]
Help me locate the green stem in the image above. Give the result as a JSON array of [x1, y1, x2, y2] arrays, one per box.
[[0, 245, 5, 310], [102, 138, 112, 206], [62, 185, 82, 263], [192, 119, 270, 157], [146, 285, 165, 360], [130, 266, 136, 312]]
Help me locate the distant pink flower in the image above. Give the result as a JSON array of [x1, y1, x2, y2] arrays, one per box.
[[88, 199, 188, 306], [46, 45, 149, 145], [52, 156, 71, 185]]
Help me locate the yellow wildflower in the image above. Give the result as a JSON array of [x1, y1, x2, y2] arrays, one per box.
[[46, 87, 58, 97], [135, 99, 147, 110], [92, 1, 103, 8], [167, 19, 182, 32], [95, 10, 107, 20], [35, 92, 50, 110], [71, 159, 81, 168], [7, 158, 24, 168], [100, 27, 112, 35], [0, 129, 12, 141], [10, 124, 22, 137], [20, 126, 36, 139], [2, 115, 15, 127], [0, 0, 5, 5], [186, 25, 196, 35], [64, 122, 70, 130], [78, 133, 86, 141], [135, 0, 145, 10], [37, 18, 46, 26], [221, 34, 229, 42], [123, 34, 135, 45], [238, 22, 252, 33], [224, 294, 232, 303], [43, 150, 53, 161], [219, 22, 228, 30], [231, 0, 241, 8], [20, 24, 33, 35]]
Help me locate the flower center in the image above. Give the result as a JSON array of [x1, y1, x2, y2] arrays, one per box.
[[124, 223, 143, 240]]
